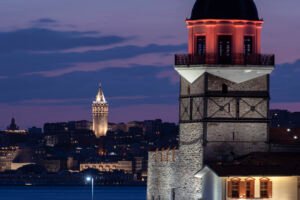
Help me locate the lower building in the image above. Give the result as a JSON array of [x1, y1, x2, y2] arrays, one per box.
[[0, 146, 19, 172], [80, 160, 133, 174], [195, 152, 300, 200]]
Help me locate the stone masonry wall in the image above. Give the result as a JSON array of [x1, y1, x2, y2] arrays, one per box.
[[177, 123, 204, 200], [147, 149, 180, 200], [205, 123, 268, 160], [207, 74, 268, 92]]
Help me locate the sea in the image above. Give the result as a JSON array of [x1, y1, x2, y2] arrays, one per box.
[[0, 186, 146, 200]]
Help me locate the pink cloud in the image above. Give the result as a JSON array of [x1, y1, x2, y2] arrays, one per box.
[[27, 52, 174, 77], [271, 102, 300, 112], [156, 70, 179, 84]]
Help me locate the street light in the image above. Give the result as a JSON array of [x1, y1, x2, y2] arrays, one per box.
[[86, 176, 94, 200]]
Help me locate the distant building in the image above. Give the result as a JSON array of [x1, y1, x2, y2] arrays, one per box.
[[0, 146, 19, 172], [270, 109, 300, 128], [44, 120, 91, 134], [92, 84, 108, 138], [28, 127, 42, 135], [5, 118, 27, 134], [80, 160, 133, 174]]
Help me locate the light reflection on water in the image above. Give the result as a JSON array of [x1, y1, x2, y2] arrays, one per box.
[[0, 186, 146, 200]]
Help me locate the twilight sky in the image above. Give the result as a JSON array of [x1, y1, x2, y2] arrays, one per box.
[[0, 0, 299, 129]]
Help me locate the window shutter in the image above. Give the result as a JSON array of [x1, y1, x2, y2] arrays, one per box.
[[239, 181, 246, 198], [250, 180, 255, 198], [227, 181, 232, 198], [268, 181, 272, 198]]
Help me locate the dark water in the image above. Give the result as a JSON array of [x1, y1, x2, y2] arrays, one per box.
[[0, 186, 146, 200]]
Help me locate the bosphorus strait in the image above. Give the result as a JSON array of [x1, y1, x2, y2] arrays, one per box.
[[0, 186, 146, 200]]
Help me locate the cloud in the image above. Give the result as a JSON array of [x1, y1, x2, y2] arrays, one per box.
[[0, 28, 129, 53], [32, 18, 58, 25], [271, 102, 300, 112], [29, 52, 174, 77], [0, 66, 179, 106], [156, 70, 179, 84], [0, 43, 186, 76]]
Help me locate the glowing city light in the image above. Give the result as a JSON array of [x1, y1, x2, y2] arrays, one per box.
[[86, 176, 92, 182], [294, 135, 298, 140]]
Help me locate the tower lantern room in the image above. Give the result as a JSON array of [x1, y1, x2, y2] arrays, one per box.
[[175, 0, 274, 84]]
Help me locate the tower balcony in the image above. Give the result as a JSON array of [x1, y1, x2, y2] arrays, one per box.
[[175, 53, 275, 66], [174, 53, 275, 84]]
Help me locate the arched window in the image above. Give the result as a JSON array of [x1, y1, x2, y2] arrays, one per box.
[[245, 178, 255, 198], [196, 36, 206, 56], [227, 178, 241, 198], [244, 36, 254, 56], [260, 178, 272, 198]]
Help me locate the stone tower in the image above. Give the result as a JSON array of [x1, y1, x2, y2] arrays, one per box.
[[147, 0, 275, 199], [92, 84, 108, 138], [176, 0, 274, 162]]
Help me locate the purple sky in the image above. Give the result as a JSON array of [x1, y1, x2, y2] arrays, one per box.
[[0, 0, 299, 129]]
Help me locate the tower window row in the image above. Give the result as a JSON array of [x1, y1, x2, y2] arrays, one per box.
[[196, 35, 253, 57]]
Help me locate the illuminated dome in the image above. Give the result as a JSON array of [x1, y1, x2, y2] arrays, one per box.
[[190, 0, 260, 21]]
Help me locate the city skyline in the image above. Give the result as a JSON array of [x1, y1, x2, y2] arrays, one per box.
[[0, 0, 300, 129]]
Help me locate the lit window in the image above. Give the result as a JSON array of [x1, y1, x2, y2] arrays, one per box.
[[228, 178, 240, 198], [260, 178, 272, 198], [232, 181, 239, 198], [245, 178, 255, 198]]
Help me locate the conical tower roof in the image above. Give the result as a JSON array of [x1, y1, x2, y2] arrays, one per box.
[[95, 83, 107, 103]]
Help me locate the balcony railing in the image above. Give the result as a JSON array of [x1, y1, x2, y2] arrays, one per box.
[[175, 54, 275, 66]]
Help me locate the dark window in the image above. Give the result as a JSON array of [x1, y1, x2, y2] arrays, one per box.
[[218, 36, 232, 64], [196, 36, 206, 56], [171, 188, 176, 200], [244, 36, 253, 56], [187, 85, 191, 95], [222, 84, 228, 93]]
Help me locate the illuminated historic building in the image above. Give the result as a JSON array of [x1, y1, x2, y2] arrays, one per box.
[[144, 0, 300, 199], [5, 118, 27, 134], [92, 84, 108, 137]]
